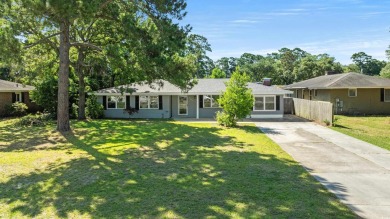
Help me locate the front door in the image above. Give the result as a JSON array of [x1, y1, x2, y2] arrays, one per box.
[[178, 96, 188, 115]]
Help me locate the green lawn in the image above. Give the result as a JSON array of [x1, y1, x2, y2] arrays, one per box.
[[332, 115, 390, 151], [0, 119, 355, 218]]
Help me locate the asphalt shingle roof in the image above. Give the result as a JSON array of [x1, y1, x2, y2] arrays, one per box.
[[0, 79, 35, 92], [95, 79, 291, 95], [284, 72, 390, 89]]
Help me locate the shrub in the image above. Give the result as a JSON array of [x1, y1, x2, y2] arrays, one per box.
[[217, 68, 254, 127], [2, 102, 28, 117], [86, 95, 104, 119], [216, 111, 236, 127], [15, 112, 52, 127], [12, 102, 28, 116]]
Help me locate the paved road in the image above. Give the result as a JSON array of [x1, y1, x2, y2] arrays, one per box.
[[255, 116, 390, 219]]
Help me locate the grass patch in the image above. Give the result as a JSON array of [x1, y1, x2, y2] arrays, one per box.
[[332, 115, 390, 151], [0, 119, 355, 218]]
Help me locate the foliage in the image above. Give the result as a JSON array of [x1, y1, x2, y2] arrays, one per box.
[[209, 67, 226, 78], [332, 115, 390, 151], [217, 69, 253, 127], [2, 102, 28, 117], [212, 48, 344, 84], [15, 112, 52, 127], [10, 102, 28, 116], [31, 75, 58, 115], [85, 95, 104, 119], [0, 119, 356, 218], [351, 52, 386, 75], [380, 62, 390, 78]]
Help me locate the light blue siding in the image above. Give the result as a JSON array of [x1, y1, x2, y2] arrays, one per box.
[[97, 94, 285, 119]]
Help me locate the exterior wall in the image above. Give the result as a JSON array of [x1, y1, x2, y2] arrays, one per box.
[[312, 89, 331, 102], [98, 94, 287, 119], [0, 92, 12, 115], [99, 95, 171, 119], [329, 88, 390, 115], [0, 92, 37, 116], [288, 88, 390, 115]]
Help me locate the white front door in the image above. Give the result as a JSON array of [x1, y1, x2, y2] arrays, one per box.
[[178, 96, 188, 115]]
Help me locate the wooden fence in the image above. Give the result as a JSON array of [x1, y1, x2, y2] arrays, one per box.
[[284, 98, 334, 125]]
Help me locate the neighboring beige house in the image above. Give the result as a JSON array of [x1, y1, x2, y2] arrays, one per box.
[[284, 72, 390, 115], [0, 79, 35, 116]]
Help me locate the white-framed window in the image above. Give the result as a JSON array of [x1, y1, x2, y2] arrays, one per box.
[[15, 92, 22, 102], [253, 96, 276, 111], [385, 89, 390, 102], [139, 95, 159, 109], [314, 89, 318, 97], [203, 95, 220, 108], [107, 96, 125, 109], [348, 88, 357, 97]]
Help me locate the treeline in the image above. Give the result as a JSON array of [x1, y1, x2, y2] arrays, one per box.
[[196, 48, 388, 85]]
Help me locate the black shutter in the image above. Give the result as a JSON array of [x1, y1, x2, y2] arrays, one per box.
[[21, 92, 25, 103], [380, 88, 385, 102], [135, 96, 139, 110], [199, 95, 203, 108], [126, 96, 130, 109], [276, 96, 280, 111], [159, 95, 163, 110], [12, 93, 16, 103], [102, 96, 107, 110]]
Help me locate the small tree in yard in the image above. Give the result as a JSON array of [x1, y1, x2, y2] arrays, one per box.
[[217, 69, 254, 127]]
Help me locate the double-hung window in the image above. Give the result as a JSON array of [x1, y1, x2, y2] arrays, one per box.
[[203, 95, 220, 108], [140, 96, 159, 109], [254, 96, 276, 111], [107, 96, 125, 109]]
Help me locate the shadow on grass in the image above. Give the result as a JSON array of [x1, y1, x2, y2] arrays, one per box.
[[0, 120, 356, 218]]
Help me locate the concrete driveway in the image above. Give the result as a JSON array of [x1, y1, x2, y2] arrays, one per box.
[[255, 116, 390, 219]]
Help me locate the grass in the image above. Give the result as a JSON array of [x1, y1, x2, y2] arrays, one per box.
[[332, 115, 390, 151], [0, 118, 355, 218]]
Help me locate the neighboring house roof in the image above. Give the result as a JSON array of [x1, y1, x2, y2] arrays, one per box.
[[0, 79, 35, 92], [95, 79, 292, 95], [285, 72, 390, 89]]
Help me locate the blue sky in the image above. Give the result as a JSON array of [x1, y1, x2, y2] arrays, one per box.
[[182, 0, 390, 64]]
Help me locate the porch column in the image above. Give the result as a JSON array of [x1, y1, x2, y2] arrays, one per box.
[[196, 95, 199, 119]]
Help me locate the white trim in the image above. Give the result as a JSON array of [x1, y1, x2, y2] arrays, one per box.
[[178, 95, 188, 115], [107, 95, 126, 109], [348, 88, 357, 97], [250, 114, 283, 119], [253, 95, 276, 111], [139, 95, 159, 109]]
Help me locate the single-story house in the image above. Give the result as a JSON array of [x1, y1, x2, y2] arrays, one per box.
[[93, 79, 292, 119], [284, 72, 390, 115], [0, 79, 36, 116]]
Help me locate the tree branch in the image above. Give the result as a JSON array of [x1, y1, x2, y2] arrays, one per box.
[[24, 32, 61, 49], [71, 42, 102, 51]]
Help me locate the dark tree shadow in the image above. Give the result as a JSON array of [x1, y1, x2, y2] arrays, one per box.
[[0, 120, 357, 218]]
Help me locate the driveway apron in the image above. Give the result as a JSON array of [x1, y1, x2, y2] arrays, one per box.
[[255, 116, 390, 219]]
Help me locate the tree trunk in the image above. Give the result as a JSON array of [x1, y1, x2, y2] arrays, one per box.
[[57, 19, 71, 132], [77, 50, 86, 120]]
